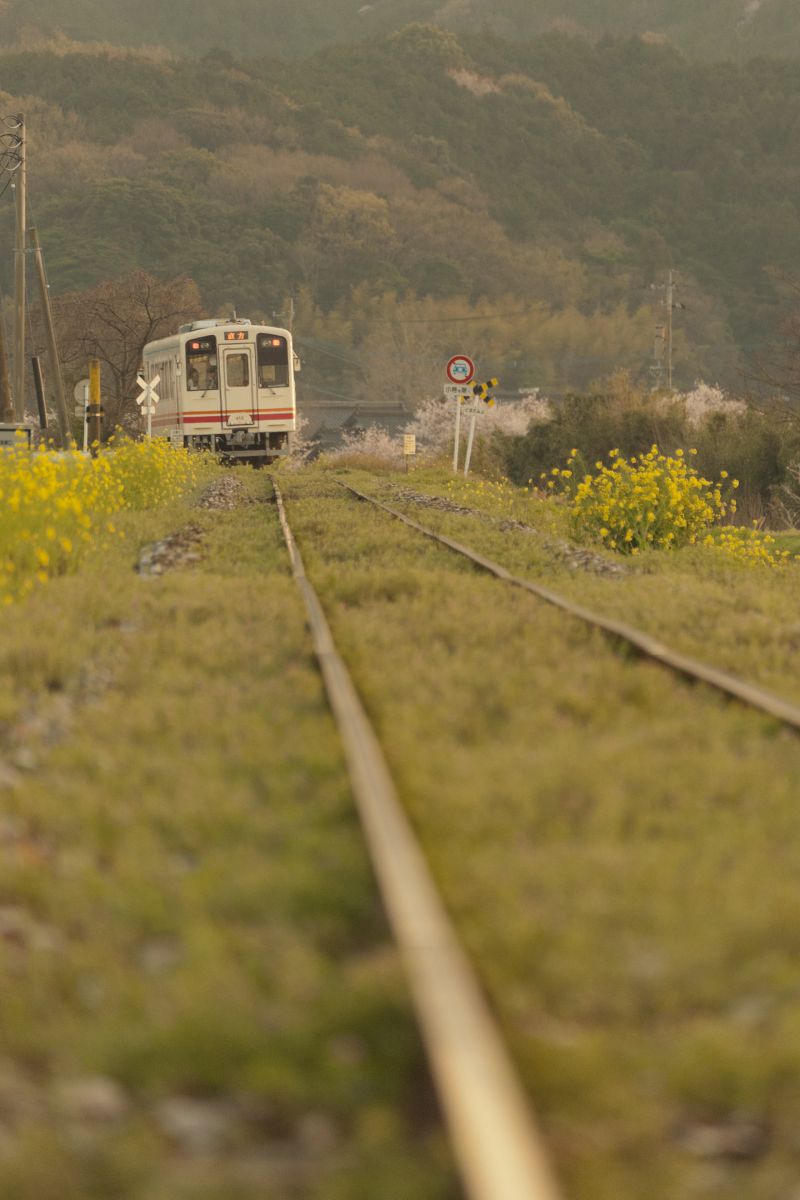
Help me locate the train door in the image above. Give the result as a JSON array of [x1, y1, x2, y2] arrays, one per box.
[[221, 345, 256, 429]]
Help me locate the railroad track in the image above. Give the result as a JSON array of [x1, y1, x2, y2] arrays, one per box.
[[336, 479, 800, 736], [274, 474, 800, 1200], [272, 479, 564, 1200]]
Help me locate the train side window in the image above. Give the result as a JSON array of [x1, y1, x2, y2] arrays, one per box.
[[257, 334, 289, 387], [226, 353, 250, 388]]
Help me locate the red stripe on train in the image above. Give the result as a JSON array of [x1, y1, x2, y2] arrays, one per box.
[[152, 412, 294, 426]]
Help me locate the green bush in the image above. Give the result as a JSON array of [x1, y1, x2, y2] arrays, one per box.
[[498, 382, 800, 515]]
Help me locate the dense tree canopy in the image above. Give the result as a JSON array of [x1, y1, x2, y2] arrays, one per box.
[[0, 0, 798, 60], [1, 25, 799, 401]]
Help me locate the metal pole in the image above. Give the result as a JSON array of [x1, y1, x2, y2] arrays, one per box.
[[88, 358, 102, 454], [463, 411, 477, 477], [0, 309, 13, 423], [29, 228, 72, 448], [12, 113, 25, 420], [453, 396, 462, 472]]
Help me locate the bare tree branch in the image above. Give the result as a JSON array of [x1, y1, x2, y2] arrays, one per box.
[[35, 271, 203, 435]]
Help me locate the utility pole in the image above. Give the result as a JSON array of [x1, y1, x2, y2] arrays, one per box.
[[12, 112, 25, 421], [666, 269, 674, 392], [29, 227, 72, 448], [0, 313, 13, 422], [649, 323, 665, 391], [278, 296, 294, 332], [650, 269, 683, 392]]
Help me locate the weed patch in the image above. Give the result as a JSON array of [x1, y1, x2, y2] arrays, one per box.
[[0, 468, 454, 1199], [281, 466, 800, 1200]]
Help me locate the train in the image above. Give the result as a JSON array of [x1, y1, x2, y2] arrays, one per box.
[[141, 318, 299, 463]]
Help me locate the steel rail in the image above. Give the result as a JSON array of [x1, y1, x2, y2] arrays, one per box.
[[337, 480, 800, 734], [272, 481, 563, 1200]]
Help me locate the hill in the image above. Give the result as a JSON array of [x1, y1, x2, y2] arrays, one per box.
[[0, 0, 798, 61], [0, 26, 799, 398]]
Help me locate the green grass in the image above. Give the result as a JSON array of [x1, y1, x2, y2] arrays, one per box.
[[10, 455, 800, 1200], [0, 469, 455, 1200], [356, 466, 800, 706], [279, 467, 800, 1200]]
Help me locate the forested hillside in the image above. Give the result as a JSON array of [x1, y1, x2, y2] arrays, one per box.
[[0, 0, 798, 61], [1, 25, 799, 400]]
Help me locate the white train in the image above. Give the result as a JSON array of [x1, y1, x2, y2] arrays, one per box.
[[141, 318, 298, 462]]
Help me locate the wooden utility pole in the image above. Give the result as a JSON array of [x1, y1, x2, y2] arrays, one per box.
[[0, 314, 13, 422], [12, 112, 25, 421], [29, 227, 72, 448], [31, 356, 47, 430], [666, 268, 674, 393]]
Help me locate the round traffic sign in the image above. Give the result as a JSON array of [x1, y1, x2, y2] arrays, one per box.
[[446, 355, 475, 385], [73, 377, 90, 403]]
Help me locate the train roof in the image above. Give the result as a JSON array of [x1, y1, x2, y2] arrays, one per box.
[[143, 320, 291, 356]]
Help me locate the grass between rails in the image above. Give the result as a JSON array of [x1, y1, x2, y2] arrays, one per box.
[[350, 465, 800, 707], [0, 469, 455, 1200], [280, 468, 800, 1200]]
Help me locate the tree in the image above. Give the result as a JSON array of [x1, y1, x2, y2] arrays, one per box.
[[47, 270, 203, 434], [748, 286, 800, 405]]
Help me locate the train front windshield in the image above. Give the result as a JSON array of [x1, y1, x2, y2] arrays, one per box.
[[186, 336, 218, 391], [257, 334, 289, 387]]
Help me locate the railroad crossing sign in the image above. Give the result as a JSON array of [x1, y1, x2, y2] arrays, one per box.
[[446, 355, 475, 385], [136, 374, 160, 437], [136, 374, 160, 413], [472, 378, 499, 408], [462, 378, 500, 478]]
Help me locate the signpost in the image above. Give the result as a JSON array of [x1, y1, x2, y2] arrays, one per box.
[[463, 378, 499, 478], [136, 373, 160, 439], [446, 356, 475, 472], [445, 354, 499, 476], [403, 433, 416, 473], [73, 377, 89, 452]]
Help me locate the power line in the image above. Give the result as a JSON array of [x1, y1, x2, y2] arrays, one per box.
[[395, 310, 534, 324]]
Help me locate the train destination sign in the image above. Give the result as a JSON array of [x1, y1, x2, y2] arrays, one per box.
[[224, 330, 249, 342], [445, 355, 475, 385]]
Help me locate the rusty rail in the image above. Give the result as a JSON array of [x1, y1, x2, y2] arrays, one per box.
[[273, 479, 563, 1200], [337, 479, 800, 734]]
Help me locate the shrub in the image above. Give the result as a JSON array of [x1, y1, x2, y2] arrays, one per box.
[[501, 385, 685, 488], [319, 425, 403, 471], [403, 393, 551, 457], [563, 445, 733, 554], [689, 409, 789, 518], [559, 445, 789, 565], [499, 376, 800, 516], [681, 382, 746, 427], [0, 439, 210, 603]]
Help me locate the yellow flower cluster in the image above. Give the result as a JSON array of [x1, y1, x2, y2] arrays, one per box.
[[0, 438, 207, 604], [562, 446, 738, 555], [703, 525, 792, 567]]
